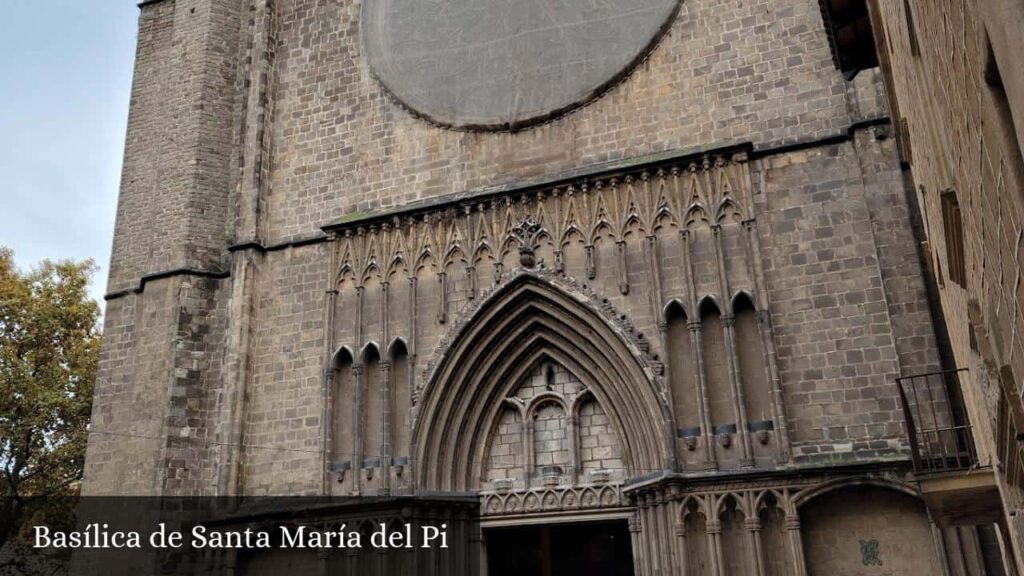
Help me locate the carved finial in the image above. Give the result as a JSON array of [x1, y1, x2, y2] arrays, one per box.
[[510, 217, 545, 268]]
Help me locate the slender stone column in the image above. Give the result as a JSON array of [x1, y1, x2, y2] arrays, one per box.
[[437, 271, 448, 323], [352, 363, 364, 495], [723, 314, 755, 467], [319, 233, 340, 494], [381, 279, 392, 493], [646, 234, 665, 321], [380, 360, 392, 494], [706, 518, 724, 576], [525, 415, 536, 488], [407, 275, 418, 488], [476, 526, 488, 576], [674, 520, 688, 576], [745, 516, 766, 576], [408, 276, 418, 356], [629, 514, 644, 576], [644, 496, 661, 576], [323, 369, 334, 486], [657, 496, 676, 576], [785, 514, 808, 576], [682, 229, 716, 470], [689, 321, 717, 470], [742, 218, 791, 461], [681, 228, 697, 309], [585, 244, 596, 279], [355, 285, 364, 343], [658, 321, 680, 470], [617, 240, 629, 294], [642, 502, 656, 576], [567, 412, 579, 481], [466, 265, 476, 300], [712, 224, 754, 466]]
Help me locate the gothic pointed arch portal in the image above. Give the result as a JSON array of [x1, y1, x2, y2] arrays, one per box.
[[412, 271, 672, 492]]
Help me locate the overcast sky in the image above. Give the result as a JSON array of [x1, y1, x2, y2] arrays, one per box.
[[0, 1, 139, 306]]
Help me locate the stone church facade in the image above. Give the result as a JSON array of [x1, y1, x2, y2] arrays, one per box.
[[84, 0, 1008, 574]]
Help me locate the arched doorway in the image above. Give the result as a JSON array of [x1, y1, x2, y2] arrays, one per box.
[[412, 272, 671, 491], [411, 272, 672, 574]]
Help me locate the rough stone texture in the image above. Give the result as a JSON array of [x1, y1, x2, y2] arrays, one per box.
[[869, 0, 1024, 568], [800, 486, 942, 575], [82, 0, 990, 572], [266, 0, 886, 243], [106, 0, 240, 294], [755, 134, 939, 464]]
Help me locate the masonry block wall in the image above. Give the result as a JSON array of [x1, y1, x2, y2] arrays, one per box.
[[868, 0, 1024, 568], [83, 4, 998, 574], [87, 0, 1005, 571], [85, 0, 938, 495]]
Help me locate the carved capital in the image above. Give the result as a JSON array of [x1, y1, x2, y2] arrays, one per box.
[[628, 516, 642, 533]]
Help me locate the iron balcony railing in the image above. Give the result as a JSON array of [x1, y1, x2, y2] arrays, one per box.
[[897, 368, 978, 474]]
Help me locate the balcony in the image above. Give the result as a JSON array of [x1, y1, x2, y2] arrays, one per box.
[[898, 368, 1002, 527]]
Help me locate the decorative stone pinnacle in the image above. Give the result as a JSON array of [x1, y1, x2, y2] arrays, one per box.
[[510, 217, 545, 268]]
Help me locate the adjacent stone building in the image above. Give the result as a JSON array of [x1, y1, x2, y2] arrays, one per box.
[[857, 0, 1024, 573], [83, 0, 1014, 573]]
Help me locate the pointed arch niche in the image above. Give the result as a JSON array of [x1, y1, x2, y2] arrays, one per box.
[[329, 347, 355, 494], [733, 292, 775, 462], [480, 361, 627, 490], [665, 301, 700, 465], [412, 273, 670, 492]]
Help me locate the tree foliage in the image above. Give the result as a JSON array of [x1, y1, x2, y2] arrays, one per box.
[[0, 247, 100, 549]]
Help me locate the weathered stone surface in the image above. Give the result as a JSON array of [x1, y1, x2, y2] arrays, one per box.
[[83, 0, 997, 572], [871, 0, 1024, 566], [362, 0, 679, 129]]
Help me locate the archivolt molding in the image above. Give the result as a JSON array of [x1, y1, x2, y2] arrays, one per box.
[[417, 267, 666, 401], [788, 475, 921, 509], [411, 272, 673, 491]]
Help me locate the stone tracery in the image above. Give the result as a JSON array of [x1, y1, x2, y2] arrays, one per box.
[[323, 146, 795, 498]]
